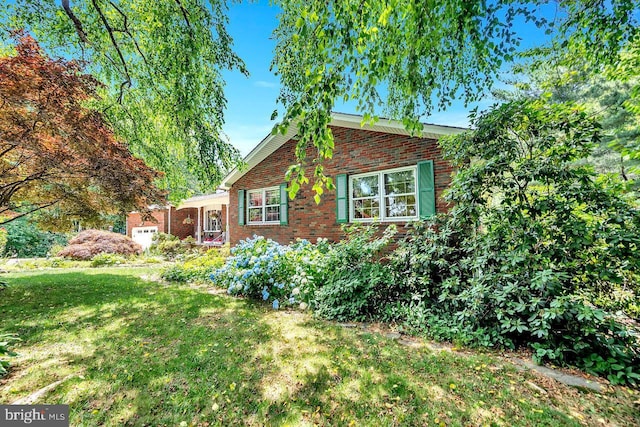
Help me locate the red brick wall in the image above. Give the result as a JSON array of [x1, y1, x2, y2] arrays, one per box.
[[169, 207, 198, 240], [127, 207, 199, 240], [127, 210, 167, 237], [229, 126, 454, 245]]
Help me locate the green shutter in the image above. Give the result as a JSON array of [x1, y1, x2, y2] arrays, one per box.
[[417, 161, 436, 219], [238, 189, 245, 225], [279, 184, 288, 225], [336, 174, 348, 223]]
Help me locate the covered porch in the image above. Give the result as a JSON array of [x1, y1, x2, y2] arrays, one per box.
[[176, 192, 229, 245]]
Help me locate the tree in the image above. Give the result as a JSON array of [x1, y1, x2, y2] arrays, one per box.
[[0, 33, 165, 229], [4, 2, 637, 200], [494, 54, 640, 183], [1, 1, 247, 201], [270, 0, 639, 197]]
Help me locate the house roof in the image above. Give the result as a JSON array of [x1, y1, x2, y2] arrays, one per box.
[[176, 191, 229, 210], [219, 112, 467, 190]]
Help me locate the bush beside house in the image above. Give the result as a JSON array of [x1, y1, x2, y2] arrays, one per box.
[[58, 229, 142, 260]]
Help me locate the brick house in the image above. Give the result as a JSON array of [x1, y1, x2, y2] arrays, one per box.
[[126, 192, 229, 249], [220, 113, 464, 245]]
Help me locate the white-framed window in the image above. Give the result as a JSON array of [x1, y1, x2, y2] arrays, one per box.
[[247, 187, 280, 224], [349, 166, 418, 222], [204, 209, 222, 232]]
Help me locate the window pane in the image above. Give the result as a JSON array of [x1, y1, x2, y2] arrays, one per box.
[[353, 198, 379, 219], [248, 208, 262, 222], [386, 194, 416, 217], [265, 189, 280, 205], [385, 170, 415, 195], [248, 192, 263, 207], [352, 175, 379, 198], [265, 206, 280, 222]]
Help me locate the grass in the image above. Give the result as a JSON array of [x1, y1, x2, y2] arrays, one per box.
[[1, 267, 638, 426]]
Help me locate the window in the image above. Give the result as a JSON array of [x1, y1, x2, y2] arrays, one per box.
[[247, 187, 280, 224], [204, 209, 222, 232], [350, 166, 417, 222]]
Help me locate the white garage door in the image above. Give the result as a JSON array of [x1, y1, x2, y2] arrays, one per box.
[[131, 226, 158, 250]]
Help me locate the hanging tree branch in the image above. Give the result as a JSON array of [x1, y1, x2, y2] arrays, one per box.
[[174, 0, 193, 34], [61, 0, 88, 43], [90, 0, 131, 103]]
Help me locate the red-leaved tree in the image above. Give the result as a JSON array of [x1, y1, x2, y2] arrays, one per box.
[[0, 33, 165, 228]]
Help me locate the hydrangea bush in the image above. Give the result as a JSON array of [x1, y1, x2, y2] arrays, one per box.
[[211, 235, 328, 309]]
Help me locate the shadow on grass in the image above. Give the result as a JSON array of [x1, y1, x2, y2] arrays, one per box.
[[1, 271, 275, 425], [1, 270, 639, 426]]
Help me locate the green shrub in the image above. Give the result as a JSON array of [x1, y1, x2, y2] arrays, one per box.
[[161, 249, 227, 283], [0, 227, 7, 256], [388, 100, 640, 385], [90, 253, 127, 267], [2, 216, 68, 258], [48, 243, 67, 258], [0, 333, 19, 377], [312, 224, 396, 321], [149, 233, 198, 260], [136, 255, 164, 264], [314, 262, 392, 321]]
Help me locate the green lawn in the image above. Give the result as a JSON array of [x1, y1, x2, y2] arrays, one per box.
[[0, 267, 638, 426]]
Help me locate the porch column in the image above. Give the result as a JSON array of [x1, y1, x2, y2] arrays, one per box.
[[197, 206, 202, 244]]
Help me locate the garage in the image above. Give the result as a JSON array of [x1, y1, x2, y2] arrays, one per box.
[[131, 226, 158, 250]]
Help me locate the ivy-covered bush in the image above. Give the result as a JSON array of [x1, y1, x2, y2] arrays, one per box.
[[161, 247, 229, 283], [58, 229, 141, 260], [389, 100, 640, 385], [211, 236, 327, 309], [313, 224, 396, 321]]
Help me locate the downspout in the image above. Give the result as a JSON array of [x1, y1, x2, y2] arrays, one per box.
[[167, 205, 172, 236], [226, 202, 229, 243]]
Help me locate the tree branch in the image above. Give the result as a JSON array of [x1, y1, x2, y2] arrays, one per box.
[[90, 0, 131, 103], [61, 0, 89, 43], [174, 0, 193, 33], [0, 199, 61, 225], [107, 1, 151, 70]]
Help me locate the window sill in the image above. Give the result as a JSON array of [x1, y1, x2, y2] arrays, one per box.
[[350, 217, 418, 223]]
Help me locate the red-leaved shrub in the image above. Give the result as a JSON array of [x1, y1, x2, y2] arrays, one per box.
[[57, 230, 142, 260]]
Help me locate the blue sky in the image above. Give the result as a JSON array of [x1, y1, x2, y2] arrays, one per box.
[[222, 1, 282, 156], [221, 1, 554, 155]]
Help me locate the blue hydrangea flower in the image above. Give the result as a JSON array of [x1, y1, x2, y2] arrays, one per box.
[[272, 299, 279, 310], [261, 287, 269, 300]]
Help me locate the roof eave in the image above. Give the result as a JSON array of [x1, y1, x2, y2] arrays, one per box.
[[220, 113, 467, 189]]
